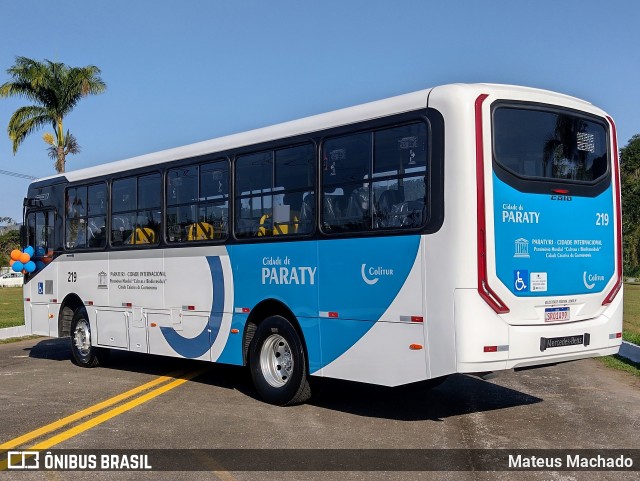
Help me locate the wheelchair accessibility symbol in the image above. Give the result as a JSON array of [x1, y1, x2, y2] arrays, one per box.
[[513, 270, 528, 292]]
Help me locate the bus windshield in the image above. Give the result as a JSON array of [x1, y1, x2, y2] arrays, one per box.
[[493, 106, 608, 183]]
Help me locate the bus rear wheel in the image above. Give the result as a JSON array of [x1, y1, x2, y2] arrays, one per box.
[[70, 308, 109, 367], [249, 315, 311, 406]]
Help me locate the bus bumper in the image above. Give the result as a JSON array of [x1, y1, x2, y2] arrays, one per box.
[[454, 289, 623, 373]]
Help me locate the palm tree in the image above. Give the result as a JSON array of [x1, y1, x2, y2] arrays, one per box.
[[43, 131, 81, 170], [0, 56, 106, 173]]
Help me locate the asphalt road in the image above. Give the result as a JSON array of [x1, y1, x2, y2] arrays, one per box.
[[0, 337, 638, 481]]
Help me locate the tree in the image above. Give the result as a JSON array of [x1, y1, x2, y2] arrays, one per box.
[[0, 56, 106, 173], [0, 229, 19, 267], [620, 134, 640, 276]]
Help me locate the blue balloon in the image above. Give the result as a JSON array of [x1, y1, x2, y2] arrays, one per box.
[[24, 261, 36, 273], [35, 246, 45, 257], [24, 246, 35, 257], [36, 261, 46, 271], [11, 261, 24, 272]]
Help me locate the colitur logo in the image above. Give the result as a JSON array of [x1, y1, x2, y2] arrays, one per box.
[[583, 271, 605, 290], [361, 264, 394, 285]]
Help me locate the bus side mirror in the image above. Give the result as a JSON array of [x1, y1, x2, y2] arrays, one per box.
[[20, 225, 27, 247]]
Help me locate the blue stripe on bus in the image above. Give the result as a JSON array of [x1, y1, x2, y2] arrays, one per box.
[[160, 256, 225, 358], [226, 236, 420, 370]]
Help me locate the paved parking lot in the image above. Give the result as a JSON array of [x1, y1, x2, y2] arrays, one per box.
[[0, 337, 639, 481]]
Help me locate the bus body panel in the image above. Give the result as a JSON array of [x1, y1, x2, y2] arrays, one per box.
[[28, 235, 430, 386], [316, 238, 428, 385]]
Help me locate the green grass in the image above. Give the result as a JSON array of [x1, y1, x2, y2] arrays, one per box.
[[595, 355, 640, 377], [0, 335, 41, 344], [624, 331, 640, 346], [623, 284, 640, 342], [0, 287, 25, 329]]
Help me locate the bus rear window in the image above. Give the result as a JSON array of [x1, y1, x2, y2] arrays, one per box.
[[493, 106, 608, 183]]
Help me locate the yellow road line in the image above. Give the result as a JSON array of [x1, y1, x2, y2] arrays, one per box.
[[28, 367, 208, 450], [0, 368, 207, 471], [0, 368, 187, 450], [193, 450, 241, 481]]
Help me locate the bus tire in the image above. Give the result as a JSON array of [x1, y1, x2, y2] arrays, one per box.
[[249, 315, 311, 406], [70, 308, 109, 368]]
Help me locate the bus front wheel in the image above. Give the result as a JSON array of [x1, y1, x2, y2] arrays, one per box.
[[249, 315, 311, 406], [70, 308, 110, 367]]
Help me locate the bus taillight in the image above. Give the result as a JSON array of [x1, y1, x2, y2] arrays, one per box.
[[475, 94, 509, 314], [603, 116, 623, 306]]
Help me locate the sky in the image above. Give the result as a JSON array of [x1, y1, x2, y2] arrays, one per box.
[[0, 0, 639, 222]]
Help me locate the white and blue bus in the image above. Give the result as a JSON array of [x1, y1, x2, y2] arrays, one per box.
[[20, 84, 623, 405]]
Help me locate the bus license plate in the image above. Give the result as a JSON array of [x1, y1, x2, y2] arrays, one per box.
[[544, 307, 570, 322]]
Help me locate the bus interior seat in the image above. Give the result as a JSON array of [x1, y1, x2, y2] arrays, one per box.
[[344, 187, 371, 228], [126, 227, 156, 245], [299, 193, 314, 225], [257, 212, 299, 237], [387, 199, 425, 228], [322, 194, 342, 229], [376, 188, 404, 227], [187, 222, 214, 241]]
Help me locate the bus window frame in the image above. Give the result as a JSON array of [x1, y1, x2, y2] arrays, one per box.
[[63, 181, 108, 252], [109, 170, 163, 249], [318, 117, 432, 237], [491, 100, 612, 197], [232, 140, 318, 242], [25, 208, 57, 257], [165, 156, 231, 245]]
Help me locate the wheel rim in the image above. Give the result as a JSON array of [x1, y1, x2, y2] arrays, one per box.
[[73, 319, 91, 356], [259, 334, 293, 388]]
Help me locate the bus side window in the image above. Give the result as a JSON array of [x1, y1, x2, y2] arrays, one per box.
[[199, 162, 229, 240], [65, 186, 87, 249], [322, 132, 370, 232], [166, 160, 229, 243], [234, 144, 314, 239], [321, 122, 428, 233], [25, 210, 55, 259], [235, 151, 273, 238], [372, 123, 427, 229], [274, 144, 315, 236], [87, 183, 107, 248], [111, 174, 161, 247]]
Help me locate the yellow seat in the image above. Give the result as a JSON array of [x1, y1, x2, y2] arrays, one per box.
[[187, 222, 214, 241], [126, 227, 156, 245], [257, 214, 271, 237], [257, 214, 299, 236]]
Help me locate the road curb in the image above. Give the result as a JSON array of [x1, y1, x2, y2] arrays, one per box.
[[618, 341, 640, 364], [0, 324, 26, 340]]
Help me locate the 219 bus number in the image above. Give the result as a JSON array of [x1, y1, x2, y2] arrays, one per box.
[[67, 272, 77, 283], [596, 213, 609, 226]]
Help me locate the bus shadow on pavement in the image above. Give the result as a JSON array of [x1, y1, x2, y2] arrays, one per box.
[[307, 374, 542, 421], [27, 338, 542, 421], [26, 337, 241, 379], [24, 337, 73, 361]]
